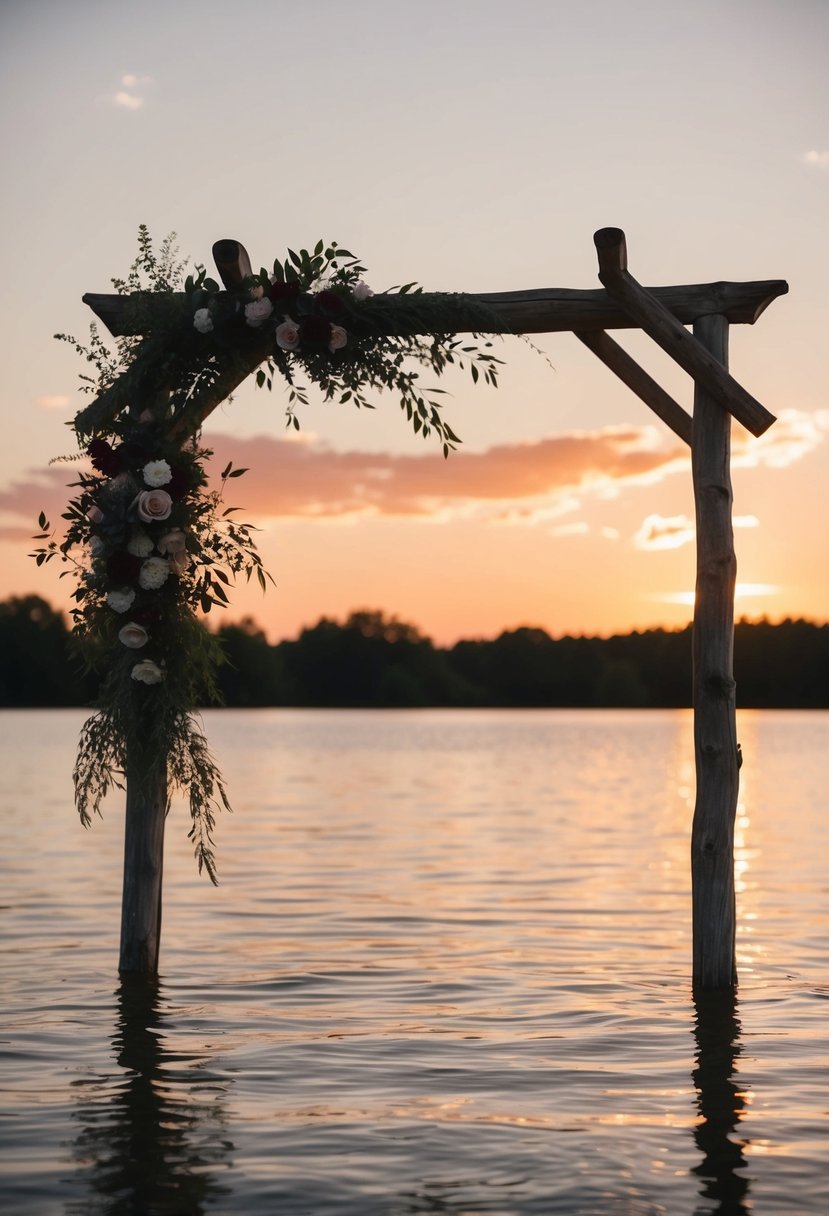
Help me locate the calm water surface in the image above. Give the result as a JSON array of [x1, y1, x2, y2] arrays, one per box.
[[1, 709, 827, 1214]]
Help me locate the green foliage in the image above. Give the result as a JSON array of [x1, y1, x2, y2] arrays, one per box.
[[35, 228, 276, 881], [189, 239, 503, 457]]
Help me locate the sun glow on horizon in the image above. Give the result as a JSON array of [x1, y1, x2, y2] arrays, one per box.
[[655, 584, 780, 608]]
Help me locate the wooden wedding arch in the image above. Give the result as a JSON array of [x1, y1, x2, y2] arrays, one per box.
[[84, 227, 787, 988]]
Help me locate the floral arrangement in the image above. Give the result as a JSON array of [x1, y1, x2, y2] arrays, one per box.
[[185, 239, 503, 455], [35, 228, 503, 881], [33, 418, 268, 880]]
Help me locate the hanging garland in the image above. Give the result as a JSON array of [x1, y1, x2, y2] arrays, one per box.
[[32, 229, 503, 880]]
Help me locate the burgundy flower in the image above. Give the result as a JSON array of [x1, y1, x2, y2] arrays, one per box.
[[106, 550, 143, 584], [114, 440, 148, 469], [314, 289, 346, 317], [267, 280, 301, 305], [166, 464, 193, 501], [299, 316, 333, 346], [88, 439, 122, 477], [131, 604, 163, 627]]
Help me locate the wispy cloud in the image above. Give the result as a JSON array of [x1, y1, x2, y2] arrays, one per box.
[[732, 408, 828, 469], [802, 150, 829, 170], [110, 73, 153, 110], [34, 395, 70, 410], [634, 511, 760, 553], [113, 91, 144, 110], [634, 513, 695, 551]]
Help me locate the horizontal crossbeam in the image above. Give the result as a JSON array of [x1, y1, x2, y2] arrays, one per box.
[[83, 277, 787, 340]]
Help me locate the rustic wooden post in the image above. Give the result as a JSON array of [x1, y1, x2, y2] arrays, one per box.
[[119, 755, 168, 973], [691, 313, 739, 988]]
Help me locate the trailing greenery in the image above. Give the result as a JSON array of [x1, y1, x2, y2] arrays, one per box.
[[35, 231, 272, 880]]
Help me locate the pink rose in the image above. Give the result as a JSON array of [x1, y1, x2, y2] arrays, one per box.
[[353, 280, 373, 302], [275, 319, 301, 351], [328, 325, 347, 353], [118, 622, 149, 649], [244, 297, 273, 328], [133, 489, 172, 523]]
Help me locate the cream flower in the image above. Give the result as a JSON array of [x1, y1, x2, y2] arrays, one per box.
[[193, 308, 213, 334], [126, 528, 154, 558], [133, 489, 172, 523], [131, 659, 164, 685], [353, 280, 373, 302], [118, 622, 149, 649], [328, 325, 347, 353], [275, 319, 300, 351], [138, 556, 171, 590], [156, 528, 187, 556], [244, 297, 273, 328], [142, 459, 172, 488], [168, 549, 190, 576], [106, 588, 136, 613]]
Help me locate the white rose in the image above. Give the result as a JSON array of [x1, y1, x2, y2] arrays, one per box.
[[328, 325, 347, 353], [244, 297, 273, 328], [193, 308, 213, 334], [131, 659, 165, 685], [126, 528, 154, 558], [138, 556, 171, 590], [156, 528, 187, 557], [142, 459, 172, 488], [107, 588, 136, 614], [353, 281, 373, 302], [118, 622, 149, 649], [275, 318, 300, 351], [133, 489, 172, 523]]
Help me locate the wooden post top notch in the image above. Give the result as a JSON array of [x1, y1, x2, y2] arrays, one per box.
[[592, 227, 779, 437]]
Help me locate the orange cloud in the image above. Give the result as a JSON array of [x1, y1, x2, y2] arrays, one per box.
[[1, 408, 822, 545], [201, 425, 687, 521]]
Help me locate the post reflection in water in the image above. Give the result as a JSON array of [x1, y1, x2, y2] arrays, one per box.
[[68, 976, 233, 1215], [692, 986, 751, 1216]]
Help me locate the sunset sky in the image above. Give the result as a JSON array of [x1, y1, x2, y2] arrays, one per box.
[[1, 0, 826, 644]]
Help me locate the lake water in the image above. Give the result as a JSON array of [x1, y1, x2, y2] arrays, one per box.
[[1, 708, 827, 1215]]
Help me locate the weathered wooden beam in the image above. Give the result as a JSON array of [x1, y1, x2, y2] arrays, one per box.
[[212, 238, 253, 289], [575, 329, 693, 446], [691, 313, 739, 989], [593, 228, 777, 438], [119, 749, 168, 975], [82, 278, 787, 340]]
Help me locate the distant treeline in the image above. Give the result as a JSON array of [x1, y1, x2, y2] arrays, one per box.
[[2, 595, 828, 709]]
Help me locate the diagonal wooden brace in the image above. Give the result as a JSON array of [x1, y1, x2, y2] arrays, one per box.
[[593, 228, 776, 437], [575, 330, 692, 446]]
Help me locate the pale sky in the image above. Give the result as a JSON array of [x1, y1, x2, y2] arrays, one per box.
[[1, 0, 826, 643]]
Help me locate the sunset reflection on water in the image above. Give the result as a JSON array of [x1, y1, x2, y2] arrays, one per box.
[[1, 708, 827, 1214]]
